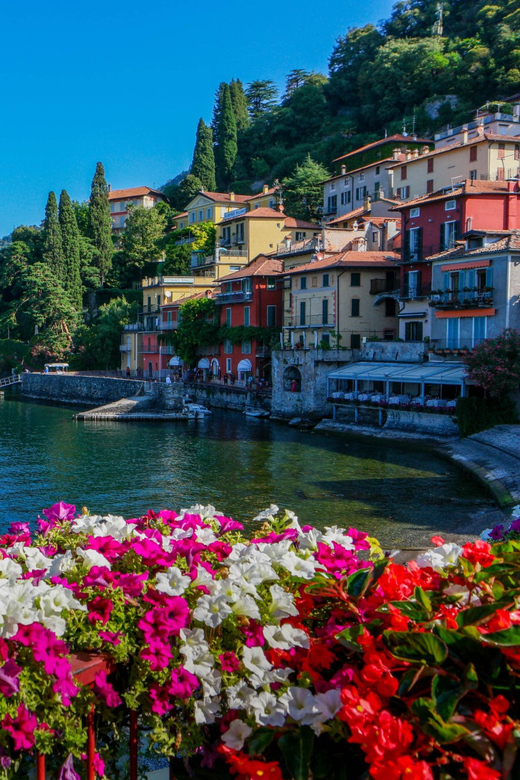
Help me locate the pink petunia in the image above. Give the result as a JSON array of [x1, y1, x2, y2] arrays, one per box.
[[2, 704, 38, 750]]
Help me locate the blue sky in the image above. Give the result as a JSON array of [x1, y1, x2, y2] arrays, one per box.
[[0, 0, 395, 237]]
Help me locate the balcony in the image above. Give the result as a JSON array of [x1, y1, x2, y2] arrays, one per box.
[[370, 278, 399, 295], [215, 291, 253, 304], [429, 289, 494, 309], [284, 315, 336, 329], [138, 305, 161, 315], [123, 323, 140, 332], [401, 283, 432, 300], [218, 248, 248, 258], [276, 238, 319, 256], [161, 322, 179, 331], [119, 345, 131, 352], [256, 346, 271, 358]]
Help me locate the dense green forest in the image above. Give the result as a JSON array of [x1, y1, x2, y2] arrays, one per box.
[[164, 0, 520, 205]]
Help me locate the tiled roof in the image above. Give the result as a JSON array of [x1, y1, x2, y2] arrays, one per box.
[[218, 207, 282, 223], [161, 291, 212, 309], [108, 186, 167, 200], [366, 217, 399, 226], [327, 206, 368, 225], [321, 158, 396, 184], [333, 135, 432, 164], [284, 216, 321, 230], [198, 191, 251, 204], [218, 255, 283, 282], [387, 133, 520, 169], [246, 187, 279, 200], [285, 250, 399, 274], [427, 230, 520, 262], [391, 179, 519, 210], [173, 211, 188, 220]]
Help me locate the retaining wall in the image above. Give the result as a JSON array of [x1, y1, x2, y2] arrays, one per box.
[[183, 383, 270, 412], [21, 374, 145, 405], [271, 348, 352, 417]]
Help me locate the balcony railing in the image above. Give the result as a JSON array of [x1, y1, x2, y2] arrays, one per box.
[[123, 323, 140, 332], [370, 278, 399, 295], [218, 248, 248, 258], [429, 289, 494, 308], [138, 305, 161, 315], [284, 315, 336, 328], [401, 283, 432, 299], [215, 291, 253, 304], [119, 345, 131, 352], [276, 238, 319, 256], [161, 322, 179, 330], [256, 346, 271, 358]]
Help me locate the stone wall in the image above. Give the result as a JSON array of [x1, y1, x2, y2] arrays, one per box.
[[271, 348, 352, 417], [183, 383, 270, 412], [359, 341, 427, 363], [332, 401, 458, 437], [21, 374, 145, 406]]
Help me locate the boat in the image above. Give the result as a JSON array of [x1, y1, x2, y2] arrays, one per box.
[[244, 407, 269, 418], [183, 402, 212, 416]]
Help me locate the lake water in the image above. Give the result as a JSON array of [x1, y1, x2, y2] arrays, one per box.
[[0, 395, 492, 546]]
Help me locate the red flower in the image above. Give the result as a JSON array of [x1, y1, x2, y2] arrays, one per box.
[[87, 596, 113, 625], [463, 757, 501, 779], [462, 540, 495, 568]]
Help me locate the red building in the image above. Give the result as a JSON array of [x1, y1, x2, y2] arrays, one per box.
[[392, 179, 520, 340], [215, 256, 283, 383]]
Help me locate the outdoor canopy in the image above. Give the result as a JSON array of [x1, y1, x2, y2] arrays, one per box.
[[327, 361, 468, 388]]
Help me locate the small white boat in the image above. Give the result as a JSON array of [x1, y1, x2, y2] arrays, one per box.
[[244, 408, 269, 418], [184, 403, 212, 416]]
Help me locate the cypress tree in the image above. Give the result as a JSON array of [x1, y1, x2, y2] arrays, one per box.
[[191, 119, 216, 191], [59, 189, 83, 310], [229, 78, 250, 132], [89, 162, 113, 287], [43, 191, 64, 281], [215, 85, 237, 190], [211, 82, 227, 137]]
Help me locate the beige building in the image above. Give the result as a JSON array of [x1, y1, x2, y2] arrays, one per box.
[[108, 186, 168, 233], [388, 133, 520, 201], [282, 251, 400, 350]]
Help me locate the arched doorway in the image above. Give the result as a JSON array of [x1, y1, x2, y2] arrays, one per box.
[[237, 358, 252, 383], [197, 357, 210, 380], [211, 358, 220, 378], [283, 365, 302, 392]]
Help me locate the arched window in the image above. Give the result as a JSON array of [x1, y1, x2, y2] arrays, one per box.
[[283, 366, 302, 393]]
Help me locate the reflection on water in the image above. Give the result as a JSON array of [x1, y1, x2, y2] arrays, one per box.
[[0, 396, 492, 545]]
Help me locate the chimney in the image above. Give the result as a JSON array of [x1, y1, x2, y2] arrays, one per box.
[[229, 192, 235, 201], [461, 125, 468, 144], [412, 148, 419, 158], [278, 203, 285, 213], [392, 148, 400, 160], [108, 184, 111, 192], [406, 150, 412, 160], [263, 184, 269, 194], [421, 145, 430, 155], [341, 165, 347, 175]]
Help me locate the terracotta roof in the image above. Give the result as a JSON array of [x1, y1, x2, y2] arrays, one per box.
[[246, 187, 278, 200], [218, 207, 282, 223], [366, 217, 399, 226], [197, 191, 251, 204], [161, 291, 212, 309], [387, 133, 520, 169], [284, 216, 321, 230], [285, 250, 399, 274], [218, 255, 283, 282], [173, 211, 188, 220], [391, 179, 519, 210], [327, 206, 368, 225], [333, 135, 433, 164], [108, 186, 167, 200], [427, 230, 520, 262]]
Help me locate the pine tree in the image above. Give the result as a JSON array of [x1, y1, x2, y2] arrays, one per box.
[[215, 84, 238, 190], [283, 69, 311, 101], [191, 119, 216, 191], [211, 82, 227, 137], [229, 78, 250, 132], [59, 190, 83, 310], [43, 191, 64, 281], [245, 80, 278, 121], [89, 162, 113, 287]]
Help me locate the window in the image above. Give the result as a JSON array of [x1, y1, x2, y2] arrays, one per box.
[[322, 298, 329, 324], [226, 358, 232, 373], [515, 145, 519, 161], [340, 191, 351, 205], [359, 173, 365, 182], [440, 220, 460, 251], [244, 306, 250, 326], [312, 277, 317, 288], [397, 186, 410, 199], [427, 158, 434, 173], [300, 301, 306, 326], [351, 299, 360, 317], [470, 146, 477, 162], [427, 179, 434, 193], [179, 221, 185, 229], [447, 318, 460, 349], [498, 143, 506, 160], [242, 278, 252, 294], [473, 316, 487, 347], [351, 272, 361, 287], [327, 195, 337, 214], [267, 305, 276, 327], [295, 231, 306, 241], [236, 223, 245, 243], [226, 308, 232, 327], [406, 227, 423, 262], [300, 277, 307, 290], [242, 341, 251, 354], [497, 168, 505, 181], [404, 270, 420, 298], [221, 226, 231, 245], [206, 208, 212, 219], [445, 199, 456, 211], [355, 186, 367, 200], [322, 273, 330, 287], [330, 183, 336, 191], [198, 210, 204, 221], [375, 166, 380, 175], [401, 165, 408, 180], [470, 169, 478, 181], [410, 207, 420, 218], [405, 321, 423, 341], [224, 340, 233, 354], [351, 334, 361, 349], [267, 277, 276, 290], [321, 333, 330, 346], [372, 232, 377, 242], [385, 298, 396, 316], [190, 212, 196, 223]]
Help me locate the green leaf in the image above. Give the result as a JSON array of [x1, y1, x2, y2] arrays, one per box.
[[346, 561, 387, 599], [456, 601, 514, 628], [279, 727, 314, 780], [336, 620, 382, 651], [481, 627, 520, 646], [383, 600, 429, 621], [248, 727, 274, 756], [414, 586, 432, 616], [432, 675, 464, 721], [411, 698, 470, 744], [383, 631, 448, 665]]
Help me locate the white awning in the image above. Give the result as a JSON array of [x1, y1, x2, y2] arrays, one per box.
[[328, 361, 467, 386], [197, 358, 210, 369], [237, 359, 252, 372], [169, 356, 183, 366]]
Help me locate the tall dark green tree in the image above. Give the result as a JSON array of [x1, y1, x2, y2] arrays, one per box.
[[43, 192, 64, 281], [245, 80, 278, 121], [215, 85, 238, 190], [230, 78, 250, 132], [88, 162, 113, 287], [59, 190, 83, 310], [282, 155, 330, 223], [211, 82, 227, 137], [283, 69, 311, 101], [191, 119, 217, 191]]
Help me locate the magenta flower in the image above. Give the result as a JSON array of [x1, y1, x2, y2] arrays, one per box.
[[94, 670, 121, 708], [114, 571, 148, 597], [2, 704, 38, 750], [0, 658, 22, 697], [216, 516, 244, 534], [99, 630, 123, 646], [510, 519, 520, 533], [58, 754, 80, 780], [219, 651, 240, 673], [42, 502, 76, 522], [240, 620, 265, 647], [141, 639, 173, 671], [169, 667, 199, 699], [87, 596, 113, 625], [7, 522, 30, 535], [149, 683, 174, 715]]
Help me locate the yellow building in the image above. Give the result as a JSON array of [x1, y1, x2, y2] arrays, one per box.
[[282, 251, 400, 349], [388, 133, 520, 201]]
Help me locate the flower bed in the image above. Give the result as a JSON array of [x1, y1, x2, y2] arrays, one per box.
[[0, 503, 520, 779]]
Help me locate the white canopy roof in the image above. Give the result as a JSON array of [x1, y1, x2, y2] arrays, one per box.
[[328, 361, 468, 386], [237, 359, 252, 372], [197, 358, 210, 369]]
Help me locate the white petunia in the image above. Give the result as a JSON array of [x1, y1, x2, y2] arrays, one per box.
[[155, 566, 191, 596], [264, 624, 310, 650], [0, 558, 23, 583], [202, 668, 222, 699], [46, 550, 75, 578], [75, 548, 112, 571], [322, 526, 355, 550], [416, 543, 462, 573], [298, 528, 323, 551], [268, 584, 299, 620], [279, 687, 319, 726], [194, 696, 221, 724], [195, 527, 218, 545], [253, 540, 292, 563], [248, 691, 286, 727], [192, 594, 233, 627], [278, 550, 321, 580], [221, 719, 252, 750], [311, 690, 343, 733], [252, 505, 279, 523], [226, 681, 256, 710], [242, 646, 272, 677]]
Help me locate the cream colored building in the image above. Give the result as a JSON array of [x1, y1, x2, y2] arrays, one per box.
[[282, 251, 400, 350], [388, 133, 520, 202], [109, 186, 169, 233]]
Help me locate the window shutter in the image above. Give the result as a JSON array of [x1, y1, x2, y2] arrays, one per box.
[[486, 268, 493, 288], [443, 272, 450, 290], [454, 221, 461, 241], [404, 230, 411, 261], [417, 228, 423, 261], [439, 223, 445, 252]]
